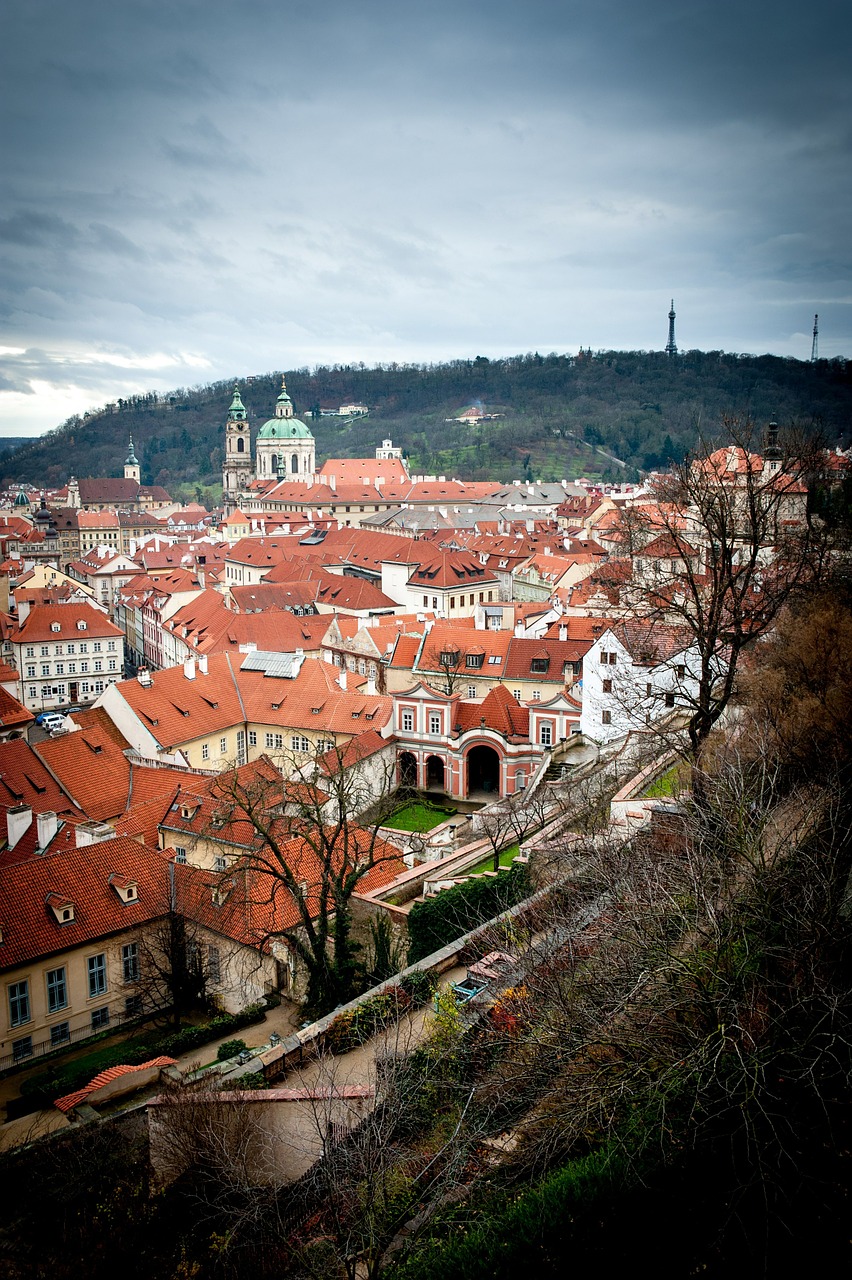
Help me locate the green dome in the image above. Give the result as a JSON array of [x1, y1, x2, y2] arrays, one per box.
[[257, 417, 313, 440]]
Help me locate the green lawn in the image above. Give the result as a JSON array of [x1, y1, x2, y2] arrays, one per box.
[[386, 802, 456, 833], [641, 763, 689, 799], [465, 843, 521, 875]]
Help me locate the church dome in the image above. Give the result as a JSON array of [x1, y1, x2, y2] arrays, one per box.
[[257, 417, 313, 440]]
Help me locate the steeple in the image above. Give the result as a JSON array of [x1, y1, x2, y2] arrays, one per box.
[[228, 384, 247, 420], [665, 299, 678, 356], [124, 435, 141, 483]]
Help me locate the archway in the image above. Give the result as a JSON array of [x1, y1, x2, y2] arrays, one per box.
[[398, 751, 417, 789], [425, 754, 445, 792], [466, 744, 501, 798]]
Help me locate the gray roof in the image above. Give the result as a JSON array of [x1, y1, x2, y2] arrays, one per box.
[[239, 650, 301, 679]]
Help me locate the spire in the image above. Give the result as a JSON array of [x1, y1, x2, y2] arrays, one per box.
[[228, 384, 247, 420], [125, 434, 139, 466], [275, 374, 294, 419], [665, 299, 678, 356]]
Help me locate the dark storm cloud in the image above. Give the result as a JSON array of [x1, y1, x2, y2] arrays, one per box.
[[1, 0, 850, 434]]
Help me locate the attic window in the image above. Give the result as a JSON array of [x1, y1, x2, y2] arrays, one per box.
[[51, 622, 61, 633], [488, 655, 502, 664], [439, 648, 460, 666], [465, 652, 484, 669], [77, 621, 87, 631], [46, 893, 75, 924], [531, 657, 550, 673]]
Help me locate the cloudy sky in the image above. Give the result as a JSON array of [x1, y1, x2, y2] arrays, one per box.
[[1, 0, 850, 436]]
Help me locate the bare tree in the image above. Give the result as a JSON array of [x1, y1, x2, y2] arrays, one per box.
[[128, 861, 210, 1028], [476, 785, 551, 871], [207, 749, 405, 1018], [422, 640, 472, 695], [629, 421, 829, 777]]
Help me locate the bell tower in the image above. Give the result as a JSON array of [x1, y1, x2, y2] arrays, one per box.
[[222, 385, 253, 513], [124, 435, 141, 483]]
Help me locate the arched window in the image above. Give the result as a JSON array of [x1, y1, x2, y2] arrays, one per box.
[[291, 453, 299, 473], [236, 437, 245, 453], [270, 454, 278, 474]]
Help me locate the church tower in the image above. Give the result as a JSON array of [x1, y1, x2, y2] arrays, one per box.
[[255, 375, 315, 482], [222, 385, 253, 512], [124, 435, 141, 483]]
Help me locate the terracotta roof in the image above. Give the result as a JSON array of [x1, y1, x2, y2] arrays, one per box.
[[319, 728, 389, 773], [55, 1058, 177, 1113], [77, 478, 142, 504], [455, 684, 530, 738], [0, 739, 80, 816], [0, 835, 172, 969], [317, 456, 410, 486], [502, 636, 590, 679], [641, 532, 699, 558], [13, 602, 123, 644], [612, 620, 695, 665], [34, 724, 185, 823], [236, 657, 393, 735], [112, 654, 246, 750], [0, 686, 32, 729], [77, 510, 121, 529]]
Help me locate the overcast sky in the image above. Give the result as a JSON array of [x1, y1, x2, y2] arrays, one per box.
[[1, 0, 850, 436]]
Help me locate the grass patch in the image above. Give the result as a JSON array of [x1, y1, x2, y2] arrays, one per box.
[[464, 843, 521, 875], [641, 763, 689, 799], [387, 802, 456, 832]]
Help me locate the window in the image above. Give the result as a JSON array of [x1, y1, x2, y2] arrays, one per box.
[[265, 732, 284, 749], [513, 689, 521, 700], [108, 659, 116, 671], [26, 665, 35, 678], [467, 685, 476, 698], [429, 712, 441, 735], [91, 1007, 110, 1031], [47, 967, 68, 1012], [665, 691, 675, 707], [54, 644, 63, 654], [219, 736, 227, 754], [208, 946, 221, 982], [9, 980, 30, 1027], [67, 643, 75, 655], [93, 680, 104, 694], [79, 642, 88, 653], [68, 662, 76, 674], [675, 664, 685, 680], [540, 723, 553, 746], [465, 652, 484, 669], [530, 657, 549, 673], [41, 646, 49, 656], [50, 1022, 70, 1046], [122, 943, 139, 984], [401, 709, 414, 732], [214, 855, 227, 872], [93, 641, 102, 653], [55, 662, 64, 675], [125, 995, 142, 1017], [450, 596, 455, 609], [601, 710, 612, 725], [77, 621, 88, 632], [531, 690, 541, 700], [94, 660, 103, 672], [28, 686, 36, 700], [291, 735, 309, 753], [423, 595, 429, 607], [603, 679, 612, 693], [87, 953, 107, 998], [108, 640, 116, 652], [201, 743, 209, 760], [80, 661, 89, 673], [41, 664, 50, 678], [248, 730, 257, 746], [25, 646, 34, 658], [174, 847, 187, 864], [317, 739, 334, 754], [12, 1036, 33, 1062]]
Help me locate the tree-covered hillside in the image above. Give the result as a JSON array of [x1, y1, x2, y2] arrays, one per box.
[[2, 350, 850, 495]]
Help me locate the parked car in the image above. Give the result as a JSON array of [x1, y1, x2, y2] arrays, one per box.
[[36, 712, 65, 731]]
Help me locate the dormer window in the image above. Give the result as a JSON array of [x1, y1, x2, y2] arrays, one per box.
[[530, 657, 550, 673], [76, 621, 87, 631], [440, 648, 460, 666], [109, 874, 138, 904], [51, 622, 61, 633], [465, 652, 484, 669], [46, 893, 75, 924]]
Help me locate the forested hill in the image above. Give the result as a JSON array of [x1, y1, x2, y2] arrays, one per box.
[[3, 350, 851, 498]]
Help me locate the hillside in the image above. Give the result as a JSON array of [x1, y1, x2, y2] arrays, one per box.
[[2, 350, 850, 496]]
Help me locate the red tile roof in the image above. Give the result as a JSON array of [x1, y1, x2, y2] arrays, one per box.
[[12, 602, 122, 644], [456, 684, 530, 738], [55, 1058, 177, 1113], [0, 686, 33, 729], [0, 739, 81, 816], [0, 835, 172, 969]]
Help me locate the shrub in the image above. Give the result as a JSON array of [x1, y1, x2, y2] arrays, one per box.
[[217, 1039, 247, 1062], [407, 862, 531, 963]]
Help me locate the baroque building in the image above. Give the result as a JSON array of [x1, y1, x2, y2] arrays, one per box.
[[222, 377, 316, 512]]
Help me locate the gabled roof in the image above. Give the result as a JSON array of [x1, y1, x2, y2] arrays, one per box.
[[611, 620, 695, 666], [0, 738, 81, 816], [455, 684, 529, 738], [111, 654, 246, 750], [502, 636, 590, 679], [0, 686, 33, 730], [0, 835, 172, 969]]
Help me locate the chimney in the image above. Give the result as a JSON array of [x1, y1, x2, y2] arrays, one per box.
[[6, 805, 32, 849], [559, 624, 567, 642], [197, 654, 208, 675], [137, 668, 153, 686], [36, 810, 58, 849], [75, 820, 115, 847], [16, 599, 30, 623], [184, 658, 196, 680], [338, 669, 347, 690], [515, 621, 525, 637], [366, 676, 377, 695]]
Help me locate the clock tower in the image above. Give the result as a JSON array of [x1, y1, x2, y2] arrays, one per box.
[[222, 385, 253, 513]]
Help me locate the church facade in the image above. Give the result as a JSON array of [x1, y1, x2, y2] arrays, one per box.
[[222, 379, 316, 512]]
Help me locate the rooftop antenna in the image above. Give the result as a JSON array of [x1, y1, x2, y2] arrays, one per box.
[[811, 313, 819, 363], [665, 299, 677, 356]]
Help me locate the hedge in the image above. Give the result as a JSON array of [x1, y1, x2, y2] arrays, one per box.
[[324, 970, 437, 1055], [407, 863, 531, 963], [20, 1003, 266, 1102]]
